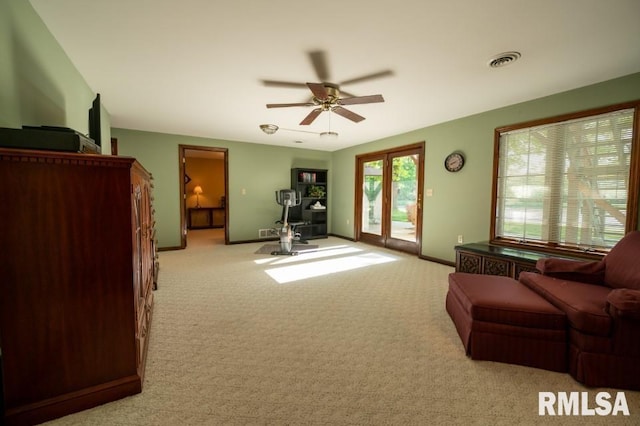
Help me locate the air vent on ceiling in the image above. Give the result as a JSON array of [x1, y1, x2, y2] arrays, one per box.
[[488, 51, 521, 68]]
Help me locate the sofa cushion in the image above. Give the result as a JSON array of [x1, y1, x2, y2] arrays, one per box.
[[606, 289, 640, 320], [448, 273, 565, 330], [519, 272, 612, 336], [604, 231, 640, 290], [535, 258, 605, 285]]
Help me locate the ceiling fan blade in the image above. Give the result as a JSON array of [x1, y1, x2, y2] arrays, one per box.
[[261, 80, 309, 89], [308, 50, 330, 82], [300, 108, 323, 125], [338, 94, 385, 105], [267, 102, 315, 108], [339, 70, 394, 86], [307, 82, 329, 100], [332, 106, 365, 123]]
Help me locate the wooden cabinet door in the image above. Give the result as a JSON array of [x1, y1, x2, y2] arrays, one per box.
[[131, 175, 144, 316], [130, 165, 154, 371]]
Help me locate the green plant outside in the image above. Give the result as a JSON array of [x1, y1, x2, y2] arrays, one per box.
[[392, 208, 409, 222]]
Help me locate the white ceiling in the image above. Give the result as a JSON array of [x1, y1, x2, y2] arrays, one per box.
[[30, 0, 640, 152]]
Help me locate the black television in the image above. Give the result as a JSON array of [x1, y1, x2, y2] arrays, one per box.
[[88, 93, 101, 147]]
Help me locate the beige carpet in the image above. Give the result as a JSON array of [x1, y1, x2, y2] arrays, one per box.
[[45, 229, 640, 425]]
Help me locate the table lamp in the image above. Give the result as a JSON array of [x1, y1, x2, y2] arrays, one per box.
[[193, 185, 203, 208]]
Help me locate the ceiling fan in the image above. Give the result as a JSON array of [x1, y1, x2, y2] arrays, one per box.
[[263, 50, 390, 125], [267, 82, 385, 125]]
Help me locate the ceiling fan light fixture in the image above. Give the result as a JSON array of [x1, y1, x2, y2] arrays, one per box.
[[260, 124, 279, 135], [488, 51, 521, 68], [320, 131, 339, 140]]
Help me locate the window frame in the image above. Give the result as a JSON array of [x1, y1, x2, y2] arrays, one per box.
[[490, 100, 640, 256]]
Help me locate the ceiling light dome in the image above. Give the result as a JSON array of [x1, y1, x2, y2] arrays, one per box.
[[259, 124, 279, 135]]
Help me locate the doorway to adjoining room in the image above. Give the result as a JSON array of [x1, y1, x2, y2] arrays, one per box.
[[179, 145, 229, 248]]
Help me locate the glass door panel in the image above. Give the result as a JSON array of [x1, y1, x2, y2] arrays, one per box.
[[389, 154, 419, 243], [361, 159, 384, 237]]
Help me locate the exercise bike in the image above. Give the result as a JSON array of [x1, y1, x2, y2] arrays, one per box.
[[271, 189, 307, 256]]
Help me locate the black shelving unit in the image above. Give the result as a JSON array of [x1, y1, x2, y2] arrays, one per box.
[[290, 168, 328, 239]]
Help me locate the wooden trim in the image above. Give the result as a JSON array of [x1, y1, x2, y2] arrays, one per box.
[[627, 103, 640, 232], [489, 239, 604, 260], [418, 253, 455, 267], [489, 128, 501, 242], [4, 375, 141, 426], [354, 142, 425, 158], [178, 145, 187, 249], [353, 161, 361, 241], [231, 234, 354, 245], [0, 148, 133, 168], [111, 137, 118, 155], [495, 100, 640, 134], [157, 245, 183, 251], [228, 238, 278, 245], [355, 152, 385, 246], [328, 233, 356, 241]]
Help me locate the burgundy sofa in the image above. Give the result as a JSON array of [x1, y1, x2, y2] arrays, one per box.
[[447, 231, 640, 390], [519, 230, 640, 390]]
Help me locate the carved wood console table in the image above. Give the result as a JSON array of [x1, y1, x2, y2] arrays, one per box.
[[455, 242, 602, 279], [188, 207, 225, 229]]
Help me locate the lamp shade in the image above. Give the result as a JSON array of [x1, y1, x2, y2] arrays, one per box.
[[193, 185, 203, 195]]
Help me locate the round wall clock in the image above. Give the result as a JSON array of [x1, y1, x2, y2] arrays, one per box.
[[444, 152, 465, 172]]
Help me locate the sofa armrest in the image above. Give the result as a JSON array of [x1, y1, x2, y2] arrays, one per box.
[[606, 289, 640, 320], [535, 258, 605, 285]]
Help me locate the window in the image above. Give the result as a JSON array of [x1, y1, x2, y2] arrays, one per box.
[[491, 101, 640, 253]]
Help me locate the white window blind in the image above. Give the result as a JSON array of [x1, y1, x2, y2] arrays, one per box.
[[496, 108, 634, 250]]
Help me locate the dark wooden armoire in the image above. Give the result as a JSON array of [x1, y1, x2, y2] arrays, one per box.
[[0, 148, 156, 425]]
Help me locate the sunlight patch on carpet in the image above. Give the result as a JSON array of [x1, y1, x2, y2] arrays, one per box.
[[264, 251, 399, 283], [254, 245, 363, 265]]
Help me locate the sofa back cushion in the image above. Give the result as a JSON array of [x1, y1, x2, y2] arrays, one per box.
[[604, 231, 640, 290]]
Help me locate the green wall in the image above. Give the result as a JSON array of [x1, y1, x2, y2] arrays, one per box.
[[112, 128, 331, 247], [118, 72, 640, 254], [3, 0, 639, 261], [332, 73, 640, 262], [0, 0, 110, 150]]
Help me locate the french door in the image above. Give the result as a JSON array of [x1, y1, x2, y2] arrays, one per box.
[[355, 143, 424, 254]]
